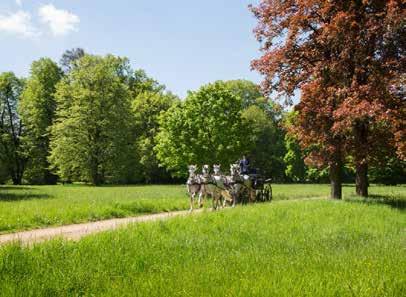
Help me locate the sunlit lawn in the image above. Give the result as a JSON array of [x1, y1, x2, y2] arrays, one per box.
[[0, 183, 404, 233], [0, 198, 404, 296]]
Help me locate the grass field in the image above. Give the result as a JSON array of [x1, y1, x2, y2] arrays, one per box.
[[0, 184, 405, 234], [0, 198, 404, 296]]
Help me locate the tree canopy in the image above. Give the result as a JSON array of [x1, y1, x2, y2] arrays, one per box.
[[49, 54, 134, 185], [155, 81, 250, 177], [0, 72, 26, 185], [19, 58, 63, 184], [251, 0, 405, 198], [132, 90, 179, 183]]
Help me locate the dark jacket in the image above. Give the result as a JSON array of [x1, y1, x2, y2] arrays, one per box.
[[239, 158, 250, 174]]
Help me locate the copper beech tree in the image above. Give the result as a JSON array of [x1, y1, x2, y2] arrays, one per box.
[[251, 0, 405, 198]]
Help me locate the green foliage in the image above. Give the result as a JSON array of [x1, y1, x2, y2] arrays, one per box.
[[370, 156, 406, 185], [48, 55, 134, 185], [284, 133, 306, 182], [129, 69, 165, 98], [132, 91, 179, 183], [155, 81, 249, 176], [0, 72, 26, 185], [222, 79, 266, 109], [283, 111, 306, 182], [0, 194, 405, 296], [242, 105, 286, 180], [19, 58, 63, 184], [59, 48, 85, 73], [283, 111, 331, 183]]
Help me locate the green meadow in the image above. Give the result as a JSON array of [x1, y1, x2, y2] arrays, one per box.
[[0, 184, 405, 234], [0, 196, 405, 297]]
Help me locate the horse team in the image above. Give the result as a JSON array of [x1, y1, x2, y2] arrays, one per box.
[[186, 164, 272, 211]]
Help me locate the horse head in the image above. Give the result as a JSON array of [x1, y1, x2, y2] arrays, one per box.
[[188, 165, 198, 177], [202, 164, 210, 176], [230, 164, 240, 177], [213, 164, 221, 175]]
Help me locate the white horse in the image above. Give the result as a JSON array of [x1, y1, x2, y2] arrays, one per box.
[[186, 165, 201, 211], [223, 164, 245, 207], [200, 165, 224, 210], [212, 165, 235, 208], [230, 163, 256, 204]]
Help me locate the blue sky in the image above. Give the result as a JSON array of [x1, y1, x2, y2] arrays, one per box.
[[0, 0, 262, 98]]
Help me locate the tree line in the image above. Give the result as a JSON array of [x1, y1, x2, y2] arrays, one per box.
[[0, 46, 404, 191]]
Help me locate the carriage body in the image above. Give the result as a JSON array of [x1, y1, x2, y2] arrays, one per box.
[[237, 171, 272, 204]]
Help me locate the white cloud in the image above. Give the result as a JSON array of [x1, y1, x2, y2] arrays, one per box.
[[39, 4, 80, 36], [16, 0, 22, 7], [0, 10, 39, 38]]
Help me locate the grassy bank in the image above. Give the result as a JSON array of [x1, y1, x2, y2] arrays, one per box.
[[0, 184, 404, 233], [0, 199, 404, 296]]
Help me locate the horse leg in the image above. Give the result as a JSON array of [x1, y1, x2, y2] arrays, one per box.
[[211, 188, 219, 210], [198, 190, 204, 208], [232, 189, 237, 208], [215, 192, 220, 210], [190, 192, 195, 212], [218, 191, 223, 209]]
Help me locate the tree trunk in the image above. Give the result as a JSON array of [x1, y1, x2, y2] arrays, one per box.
[[329, 158, 342, 199], [90, 160, 101, 186], [355, 162, 368, 197], [11, 175, 22, 185], [91, 168, 102, 186], [354, 121, 369, 197]]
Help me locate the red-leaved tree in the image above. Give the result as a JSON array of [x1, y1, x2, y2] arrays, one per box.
[[251, 0, 405, 198]]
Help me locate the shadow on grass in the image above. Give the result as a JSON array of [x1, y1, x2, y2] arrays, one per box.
[[0, 187, 53, 202], [345, 194, 406, 210], [0, 186, 36, 191]]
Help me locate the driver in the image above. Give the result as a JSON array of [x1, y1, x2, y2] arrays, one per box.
[[239, 155, 250, 175]]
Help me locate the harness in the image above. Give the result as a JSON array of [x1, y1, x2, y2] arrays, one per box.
[[187, 174, 201, 187]]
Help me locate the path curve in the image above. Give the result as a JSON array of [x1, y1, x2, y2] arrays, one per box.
[[0, 210, 205, 246], [0, 198, 324, 246]]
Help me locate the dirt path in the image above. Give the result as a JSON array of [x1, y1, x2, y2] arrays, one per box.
[[0, 198, 325, 246], [0, 209, 206, 246]]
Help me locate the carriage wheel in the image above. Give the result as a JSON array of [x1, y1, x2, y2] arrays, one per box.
[[265, 184, 272, 201]]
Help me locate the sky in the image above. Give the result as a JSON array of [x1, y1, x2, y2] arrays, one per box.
[[0, 0, 262, 98]]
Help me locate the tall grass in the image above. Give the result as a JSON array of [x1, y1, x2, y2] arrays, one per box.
[[0, 184, 404, 233], [0, 185, 188, 234], [0, 199, 404, 296]]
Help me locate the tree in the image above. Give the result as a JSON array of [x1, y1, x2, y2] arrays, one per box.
[[241, 105, 286, 181], [129, 69, 165, 98], [132, 90, 179, 183], [251, 0, 405, 198], [221, 80, 287, 180], [283, 112, 306, 182], [155, 81, 249, 177], [222, 79, 267, 109], [369, 155, 406, 185], [19, 58, 63, 184], [60, 48, 85, 73], [49, 55, 134, 185], [0, 72, 26, 185]]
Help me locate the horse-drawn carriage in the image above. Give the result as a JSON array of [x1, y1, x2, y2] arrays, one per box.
[[186, 164, 272, 210]]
